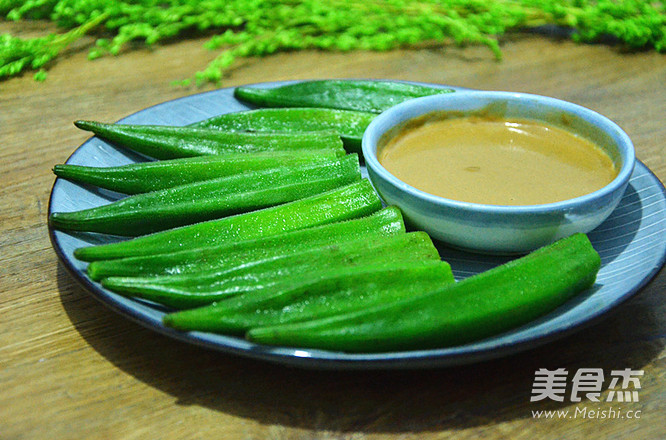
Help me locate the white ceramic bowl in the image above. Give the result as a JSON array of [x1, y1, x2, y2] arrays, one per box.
[[362, 91, 636, 254]]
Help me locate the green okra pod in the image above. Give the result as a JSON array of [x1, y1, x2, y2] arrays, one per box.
[[86, 206, 405, 280], [74, 180, 382, 261], [75, 120, 344, 159], [102, 231, 442, 309], [163, 260, 454, 332], [234, 80, 454, 113], [50, 155, 361, 236], [248, 233, 601, 352], [53, 150, 341, 194], [191, 107, 376, 154]]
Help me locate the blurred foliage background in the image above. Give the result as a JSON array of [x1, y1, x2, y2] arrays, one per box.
[[1, 0, 664, 86]]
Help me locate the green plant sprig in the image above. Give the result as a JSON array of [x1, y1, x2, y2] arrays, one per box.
[[1, 0, 664, 85], [0, 10, 107, 80]]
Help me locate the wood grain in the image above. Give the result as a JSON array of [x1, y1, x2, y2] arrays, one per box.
[[1, 23, 664, 440]]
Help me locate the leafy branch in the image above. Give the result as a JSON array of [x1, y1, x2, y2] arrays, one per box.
[[1, 0, 664, 85]]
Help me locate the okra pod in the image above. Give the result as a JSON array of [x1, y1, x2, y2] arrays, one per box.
[[86, 206, 405, 280], [75, 120, 344, 159], [53, 150, 340, 194], [248, 233, 601, 352], [234, 80, 454, 113], [50, 155, 361, 236], [53, 150, 341, 194], [74, 180, 382, 261], [163, 260, 454, 332], [103, 231, 441, 309], [191, 108, 376, 154]]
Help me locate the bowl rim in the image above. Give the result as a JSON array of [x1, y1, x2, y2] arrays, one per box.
[[361, 90, 636, 214]]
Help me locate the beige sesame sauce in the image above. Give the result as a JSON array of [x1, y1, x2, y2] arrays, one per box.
[[378, 114, 617, 205]]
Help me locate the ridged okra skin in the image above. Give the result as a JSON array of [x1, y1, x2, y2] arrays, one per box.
[[50, 155, 361, 236], [53, 150, 340, 194], [163, 259, 454, 332], [234, 80, 454, 113], [248, 233, 601, 352], [75, 120, 345, 159], [74, 180, 382, 261], [191, 107, 376, 154], [86, 206, 405, 280], [102, 231, 442, 309]]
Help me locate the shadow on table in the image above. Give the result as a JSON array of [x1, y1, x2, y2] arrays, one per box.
[[57, 262, 664, 434]]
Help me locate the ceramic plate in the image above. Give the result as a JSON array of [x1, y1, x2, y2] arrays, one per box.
[[48, 82, 666, 369]]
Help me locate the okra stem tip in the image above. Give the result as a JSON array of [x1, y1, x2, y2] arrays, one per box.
[[52, 164, 77, 179], [74, 120, 99, 131], [48, 212, 62, 228], [73, 246, 94, 261], [100, 277, 138, 295], [86, 262, 104, 281], [162, 314, 184, 330]]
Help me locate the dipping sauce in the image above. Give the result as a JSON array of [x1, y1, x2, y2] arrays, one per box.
[[378, 114, 618, 205]]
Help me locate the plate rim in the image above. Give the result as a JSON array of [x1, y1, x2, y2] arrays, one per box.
[[47, 80, 666, 370]]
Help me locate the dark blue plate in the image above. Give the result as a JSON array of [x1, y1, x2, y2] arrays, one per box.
[[48, 82, 666, 369]]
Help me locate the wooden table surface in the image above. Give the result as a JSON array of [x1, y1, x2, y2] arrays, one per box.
[[1, 23, 665, 440]]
